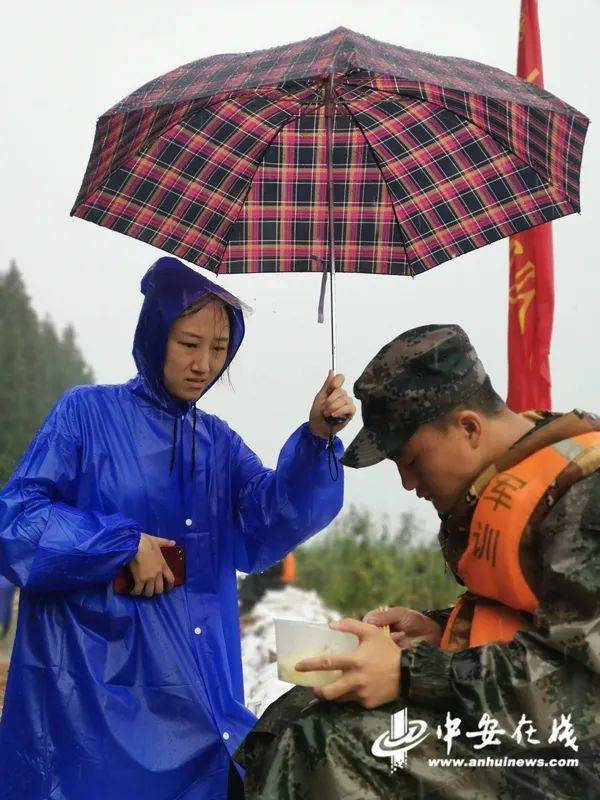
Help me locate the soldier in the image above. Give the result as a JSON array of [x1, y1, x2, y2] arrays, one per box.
[[236, 324, 600, 799], [238, 554, 297, 617]]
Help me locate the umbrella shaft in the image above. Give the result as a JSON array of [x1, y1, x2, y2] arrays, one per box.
[[325, 72, 337, 373]]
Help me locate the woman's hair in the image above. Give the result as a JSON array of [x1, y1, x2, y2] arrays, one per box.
[[179, 294, 226, 319]]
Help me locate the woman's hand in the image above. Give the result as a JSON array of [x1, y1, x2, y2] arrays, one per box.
[[309, 371, 356, 439], [129, 534, 176, 598], [363, 606, 442, 648]]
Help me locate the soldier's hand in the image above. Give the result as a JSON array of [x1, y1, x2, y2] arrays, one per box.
[[295, 618, 401, 709], [309, 371, 356, 439], [363, 606, 442, 648], [129, 534, 176, 598]]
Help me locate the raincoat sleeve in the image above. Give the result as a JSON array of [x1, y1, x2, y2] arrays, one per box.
[[0, 389, 142, 592], [230, 422, 344, 574], [406, 472, 600, 734]]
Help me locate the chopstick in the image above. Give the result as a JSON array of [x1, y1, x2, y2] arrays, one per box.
[[376, 605, 390, 638], [375, 604, 423, 649]]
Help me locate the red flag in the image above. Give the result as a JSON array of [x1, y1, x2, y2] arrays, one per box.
[[507, 0, 554, 412]]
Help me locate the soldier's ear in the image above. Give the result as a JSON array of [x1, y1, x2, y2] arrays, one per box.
[[456, 410, 482, 448]]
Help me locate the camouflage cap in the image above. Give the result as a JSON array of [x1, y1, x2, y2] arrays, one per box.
[[341, 324, 488, 468]]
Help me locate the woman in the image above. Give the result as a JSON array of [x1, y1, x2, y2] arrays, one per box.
[[0, 256, 355, 800]]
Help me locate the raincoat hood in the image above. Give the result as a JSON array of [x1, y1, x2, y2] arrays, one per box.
[[132, 256, 245, 413]]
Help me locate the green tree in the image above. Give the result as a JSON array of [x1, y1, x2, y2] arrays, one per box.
[[0, 262, 40, 464], [61, 325, 94, 387], [295, 505, 461, 617], [0, 260, 94, 485]]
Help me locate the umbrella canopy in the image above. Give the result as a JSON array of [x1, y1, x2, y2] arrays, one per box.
[[72, 27, 588, 279]]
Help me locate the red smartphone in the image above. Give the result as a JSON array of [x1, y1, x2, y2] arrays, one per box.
[[113, 545, 186, 595]]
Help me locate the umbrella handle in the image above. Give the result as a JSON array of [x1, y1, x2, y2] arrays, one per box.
[[323, 75, 348, 430]]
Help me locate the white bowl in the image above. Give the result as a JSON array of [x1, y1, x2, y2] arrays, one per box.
[[274, 618, 359, 687]]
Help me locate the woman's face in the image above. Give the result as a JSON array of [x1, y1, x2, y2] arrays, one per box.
[[163, 300, 230, 402]]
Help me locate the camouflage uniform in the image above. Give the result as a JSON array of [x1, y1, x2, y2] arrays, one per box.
[[235, 327, 600, 799]]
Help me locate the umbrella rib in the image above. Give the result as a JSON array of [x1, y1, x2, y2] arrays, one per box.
[[73, 85, 318, 216], [207, 100, 328, 275], [74, 93, 245, 212], [342, 79, 583, 210], [209, 119, 289, 276], [337, 86, 583, 273], [336, 92, 415, 278]]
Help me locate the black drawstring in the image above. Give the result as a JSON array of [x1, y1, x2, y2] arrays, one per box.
[[168, 408, 197, 479], [169, 416, 179, 475], [191, 405, 197, 479], [327, 433, 340, 481]]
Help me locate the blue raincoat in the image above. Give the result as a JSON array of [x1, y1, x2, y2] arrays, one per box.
[[0, 257, 344, 800]]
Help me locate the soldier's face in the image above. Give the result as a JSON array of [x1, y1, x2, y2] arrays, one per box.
[[392, 413, 484, 512]]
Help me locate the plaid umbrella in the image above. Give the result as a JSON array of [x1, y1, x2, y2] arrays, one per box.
[[72, 27, 588, 366]]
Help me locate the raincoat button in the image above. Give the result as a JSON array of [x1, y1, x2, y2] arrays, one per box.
[[185, 518, 192, 526], [222, 732, 230, 741], [194, 627, 202, 635]]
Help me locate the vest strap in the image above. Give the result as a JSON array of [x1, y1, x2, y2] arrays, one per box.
[[440, 597, 528, 651], [441, 431, 600, 651], [469, 603, 528, 648], [459, 432, 600, 614]]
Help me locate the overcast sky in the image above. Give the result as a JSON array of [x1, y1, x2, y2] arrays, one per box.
[[2, 0, 598, 538]]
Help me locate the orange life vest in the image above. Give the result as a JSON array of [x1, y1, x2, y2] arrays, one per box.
[[440, 431, 600, 651]]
